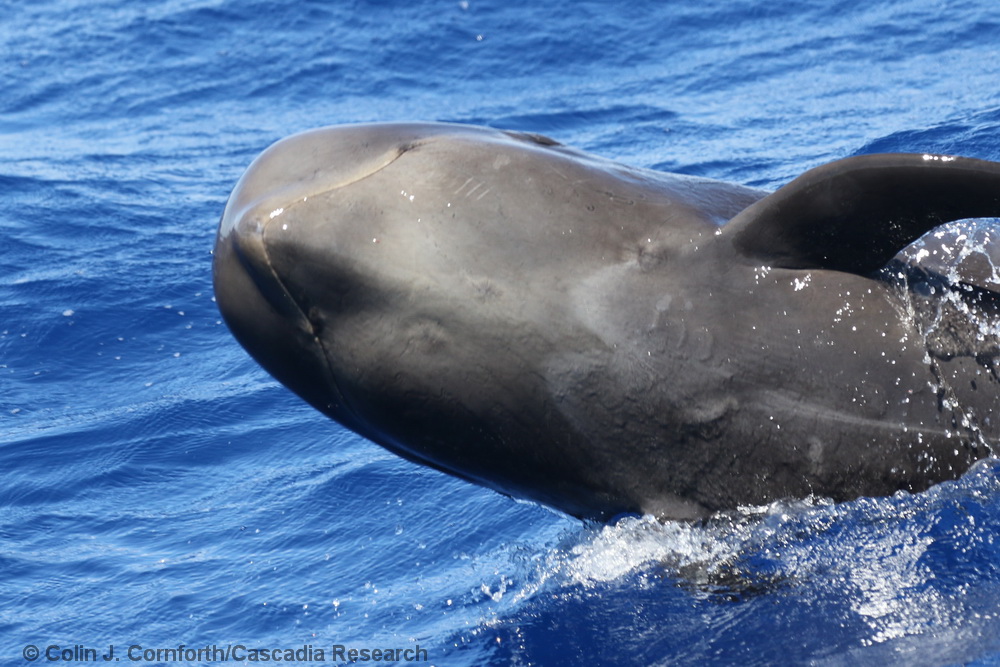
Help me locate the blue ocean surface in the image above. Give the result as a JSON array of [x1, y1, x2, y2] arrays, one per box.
[[5, 0, 1000, 665]]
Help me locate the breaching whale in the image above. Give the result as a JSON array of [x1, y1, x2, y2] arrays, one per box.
[[213, 122, 1000, 521]]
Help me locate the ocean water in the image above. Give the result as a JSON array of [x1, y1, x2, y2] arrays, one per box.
[[5, 0, 1000, 665]]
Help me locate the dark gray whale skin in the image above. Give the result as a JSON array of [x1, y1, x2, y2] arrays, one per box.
[[213, 122, 1000, 520]]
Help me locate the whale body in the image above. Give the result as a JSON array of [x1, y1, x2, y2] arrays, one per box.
[[213, 122, 1000, 520]]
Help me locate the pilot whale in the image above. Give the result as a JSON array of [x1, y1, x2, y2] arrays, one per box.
[[213, 122, 1000, 520]]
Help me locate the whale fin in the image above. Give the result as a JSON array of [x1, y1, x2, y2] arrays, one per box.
[[724, 153, 1000, 275]]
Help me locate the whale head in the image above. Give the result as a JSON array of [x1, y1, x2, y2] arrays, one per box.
[[213, 122, 758, 518]]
